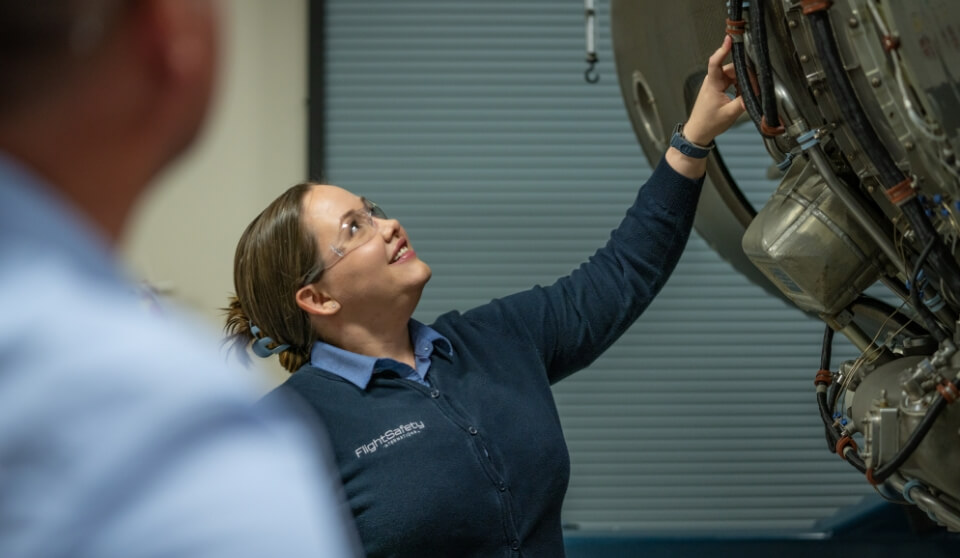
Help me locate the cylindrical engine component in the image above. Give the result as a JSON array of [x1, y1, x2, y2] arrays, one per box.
[[850, 355, 960, 505], [741, 157, 880, 315]]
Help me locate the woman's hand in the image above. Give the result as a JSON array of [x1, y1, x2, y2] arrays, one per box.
[[665, 35, 745, 178], [683, 35, 745, 146]]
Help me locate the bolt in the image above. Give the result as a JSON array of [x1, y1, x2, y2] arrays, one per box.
[[871, 77, 882, 87], [789, 20, 798, 29], [905, 141, 915, 151], [867, 184, 875, 193], [847, 151, 858, 161], [849, 17, 859, 28], [800, 54, 809, 63]]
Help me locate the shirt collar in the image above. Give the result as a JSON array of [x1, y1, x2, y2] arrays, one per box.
[[309, 319, 452, 389]]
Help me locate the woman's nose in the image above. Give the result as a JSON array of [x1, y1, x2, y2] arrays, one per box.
[[377, 217, 401, 240]]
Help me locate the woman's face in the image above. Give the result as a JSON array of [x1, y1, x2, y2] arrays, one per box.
[[300, 184, 432, 317]]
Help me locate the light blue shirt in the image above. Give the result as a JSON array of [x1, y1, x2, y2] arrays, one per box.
[[0, 153, 361, 558], [310, 320, 452, 389]]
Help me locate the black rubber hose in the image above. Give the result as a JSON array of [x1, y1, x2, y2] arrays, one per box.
[[818, 325, 839, 451], [900, 200, 960, 307], [820, 324, 834, 371], [871, 395, 948, 483], [817, 391, 841, 446], [807, 11, 901, 183], [729, 0, 763, 131], [817, 324, 867, 473], [753, 0, 780, 131], [910, 237, 948, 344], [817, 388, 867, 473], [847, 447, 867, 473]]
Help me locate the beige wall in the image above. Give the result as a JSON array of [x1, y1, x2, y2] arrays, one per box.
[[122, 0, 307, 386]]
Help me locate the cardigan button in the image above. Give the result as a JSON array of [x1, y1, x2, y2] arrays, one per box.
[[511, 539, 520, 550], [430, 389, 440, 398], [468, 426, 478, 435], [498, 481, 506, 492]]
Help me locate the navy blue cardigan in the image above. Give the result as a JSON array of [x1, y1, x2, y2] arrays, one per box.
[[277, 157, 703, 557]]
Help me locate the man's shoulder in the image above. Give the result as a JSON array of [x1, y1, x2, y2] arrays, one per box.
[[0, 255, 263, 409]]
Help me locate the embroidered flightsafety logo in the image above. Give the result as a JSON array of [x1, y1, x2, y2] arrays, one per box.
[[354, 421, 425, 458]]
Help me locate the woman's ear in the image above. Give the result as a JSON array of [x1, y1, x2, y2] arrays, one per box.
[[295, 284, 341, 316]]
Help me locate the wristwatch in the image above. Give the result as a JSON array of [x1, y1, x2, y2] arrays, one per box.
[[669, 123, 715, 159]]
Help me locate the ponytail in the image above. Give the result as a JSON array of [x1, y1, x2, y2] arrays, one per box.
[[222, 295, 311, 373]]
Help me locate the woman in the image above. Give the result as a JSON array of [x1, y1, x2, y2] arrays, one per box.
[[226, 38, 744, 557]]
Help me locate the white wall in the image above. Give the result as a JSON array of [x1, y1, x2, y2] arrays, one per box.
[[122, 0, 307, 386]]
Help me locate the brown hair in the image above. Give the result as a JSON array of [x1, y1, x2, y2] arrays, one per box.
[[224, 182, 323, 373]]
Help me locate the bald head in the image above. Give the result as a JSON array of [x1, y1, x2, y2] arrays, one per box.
[[0, 0, 129, 115]]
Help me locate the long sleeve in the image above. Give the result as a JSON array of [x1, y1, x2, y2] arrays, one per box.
[[459, 155, 704, 383]]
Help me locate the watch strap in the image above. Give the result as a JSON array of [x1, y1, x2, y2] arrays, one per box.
[[669, 123, 714, 159]]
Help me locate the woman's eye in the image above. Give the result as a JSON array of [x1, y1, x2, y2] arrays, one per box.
[[348, 221, 361, 236]]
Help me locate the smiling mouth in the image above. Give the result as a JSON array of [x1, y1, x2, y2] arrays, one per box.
[[391, 242, 411, 263]]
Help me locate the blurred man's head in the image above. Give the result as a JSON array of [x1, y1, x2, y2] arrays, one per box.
[[0, 0, 222, 241]]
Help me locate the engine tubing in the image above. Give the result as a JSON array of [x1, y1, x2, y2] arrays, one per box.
[[753, 0, 784, 135], [728, 0, 764, 131]]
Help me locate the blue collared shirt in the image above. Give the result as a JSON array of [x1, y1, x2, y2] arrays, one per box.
[[310, 320, 453, 389], [0, 152, 361, 557]]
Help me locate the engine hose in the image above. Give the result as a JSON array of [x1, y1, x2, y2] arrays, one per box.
[[870, 395, 948, 484], [820, 323, 834, 371], [806, 9, 960, 310], [817, 325, 841, 451], [910, 237, 949, 344], [900, 200, 960, 306], [817, 324, 867, 472], [753, 0, 783, 135], [817, 390, 841, 446], [728, 0, 764, 131], [807, 11, 902, 183], [815, 396, 867, 479]]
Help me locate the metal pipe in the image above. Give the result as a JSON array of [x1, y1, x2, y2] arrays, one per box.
[[889, 474, 960, 531], [808, 145, 908, 278]]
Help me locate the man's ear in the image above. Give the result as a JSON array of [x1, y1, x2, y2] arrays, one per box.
[[295, 284, 341, 316], [136, 0, 217, 79]]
